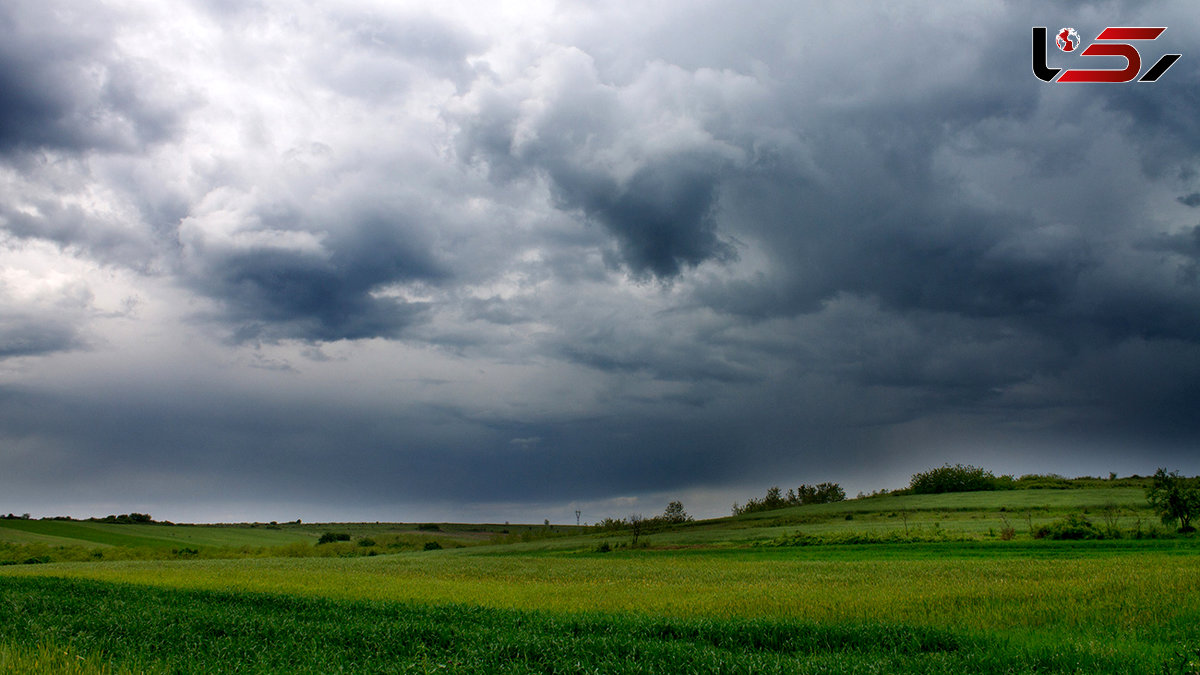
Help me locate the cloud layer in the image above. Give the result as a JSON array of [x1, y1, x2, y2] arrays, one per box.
[[1, 0, 1199, 522]]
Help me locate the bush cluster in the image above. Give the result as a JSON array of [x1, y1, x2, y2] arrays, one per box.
[[88, 513, 155, 524], [732, 483, 845, 516], [317, 532, 351, 545], [1034, 513, 1099, 540], [1014, 474, 1075, 490], [908, 464, 1012, 494], [594, 501, 695, 534]]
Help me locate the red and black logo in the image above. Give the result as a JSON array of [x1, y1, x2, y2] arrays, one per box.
[[1033, 26, 1181, 83]]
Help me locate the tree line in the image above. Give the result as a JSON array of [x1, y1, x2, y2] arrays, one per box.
[[725, 465, 1199, 534], [731, 483, 846, 516]]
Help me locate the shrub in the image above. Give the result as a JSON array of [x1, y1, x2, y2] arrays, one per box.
[[732, 481, 846, 515], [1034, 513, 1099, 540], [91, 512, 155, 524], [417, 523, 441, 532], [317, 532, 351, 545], [909, 464, 1006, 494], [1016, 473, 1074, 489], [357, 538, 375, 547], [796, 482, 846, 504], [423, 541, 443, 551]]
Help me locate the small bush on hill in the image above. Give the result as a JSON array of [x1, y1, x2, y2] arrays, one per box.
[[589, 502, 694, 535], [423, 541, 442, 551], [317, 532, 351, 545], [89, 513, 155, 524], [732, 482, 846, 515], [595, 517, 626, 532], [1034, 513, 1099, 540], [909, 464, 1011, 494], [1015, 474, 1074, 489]]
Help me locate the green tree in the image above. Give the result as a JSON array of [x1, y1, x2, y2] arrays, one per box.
[[764, 486, 785, 509], [661, 500, 692, 524], [1146, 468, 1200, 533], [628, 513, 645, 546]]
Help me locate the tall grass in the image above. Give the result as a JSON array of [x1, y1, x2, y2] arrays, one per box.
[[0, 576, 1175, 674], [0, 641, 149, 675], [5, 546, 1198, 647]]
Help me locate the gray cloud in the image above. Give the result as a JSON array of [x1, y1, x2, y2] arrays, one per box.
[[0, 2, 185, 155], [454, 52, 751, 278], [180, 206, 447, 342], [3, 1, 1200, 522], [0, 318, 84, 359]]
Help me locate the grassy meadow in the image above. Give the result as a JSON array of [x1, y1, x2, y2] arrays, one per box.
[[2, 481, 1199, 673]]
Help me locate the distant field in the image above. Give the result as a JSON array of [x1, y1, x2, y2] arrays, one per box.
[[740, 486, 1153, 515], [0, 486, 1163, 556], [2, 485, 1197, 673], [0, 519, 573, 563], [0, 519, 310, 548]]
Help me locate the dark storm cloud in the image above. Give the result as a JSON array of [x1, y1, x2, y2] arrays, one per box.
[[0, 2, 184, 155], [442, 1, 1200, 471], [0, 318, 83, 359], [1151, 224, 1200, 257], [1101, 67, 1200, 174], [0, 381, 819, 510], [182, 207, 448, 342], [455, 52, 743, 278], [192, 248, 431, 343], [546, 154, 736, 278], [5, 0, 1200, 523]]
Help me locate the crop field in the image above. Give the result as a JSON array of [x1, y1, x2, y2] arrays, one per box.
[[0, 518, 565, 565], [2, 486, 1198, 673]]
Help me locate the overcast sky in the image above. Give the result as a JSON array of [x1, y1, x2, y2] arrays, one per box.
[[2, 1, 1199, 524]]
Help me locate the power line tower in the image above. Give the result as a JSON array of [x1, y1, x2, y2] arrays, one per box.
[[575, 510, 581, 526]]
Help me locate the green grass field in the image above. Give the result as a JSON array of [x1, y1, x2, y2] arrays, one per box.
[[2, 485, 1198, 673]]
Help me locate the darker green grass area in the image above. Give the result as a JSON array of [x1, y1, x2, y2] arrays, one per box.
[[499, 537, 1200, 562], [0, 519, 186, 548], [0, 576, 1169, 674]]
